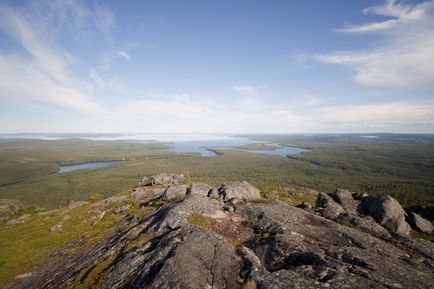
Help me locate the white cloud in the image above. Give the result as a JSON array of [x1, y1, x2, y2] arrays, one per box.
[[318, 0, 434, 88], [232, 85, 257, 96], [0, 55, 102, 114], [313, 102, 434, 128], [103, 93, 434, 133], [0, 2, 106, 114]]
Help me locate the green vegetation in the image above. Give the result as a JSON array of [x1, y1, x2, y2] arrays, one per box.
[[1, 135, 434, 211], [410, 230, 434, 242], [266, 187, 318, 207], [233, 143, 280, 151], [0, 201, 128, 286], [187, 212, 214, 228], [67, 254, 116, 289], [1, 134, 433, 285], [338, 220, 361, 230], [0, 139, 167, 186]]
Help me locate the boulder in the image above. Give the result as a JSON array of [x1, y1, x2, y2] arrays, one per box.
[[407, 212, 434, 234], [336, 213, 391, 240], [187, 183, 213, 197], [315, 192, 344, 219], [162, 184, 188, 201], [131, 187, 165, 200], [360, 195, 411, 235], [217, 181, 261, 201], [331, 189, 359, 214]]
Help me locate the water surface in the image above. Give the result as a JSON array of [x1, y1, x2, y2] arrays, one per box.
[[58, 161, 121, 173]]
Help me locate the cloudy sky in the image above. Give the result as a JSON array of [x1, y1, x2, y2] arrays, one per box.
[[0, 0, 433, 133]]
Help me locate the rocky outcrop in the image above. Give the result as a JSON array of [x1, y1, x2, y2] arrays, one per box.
[[10, 175, 434, 289], [187, 183, 213, 197], [218, 181, 261, 201], [316, 192, 344, 219], [140, 173, 185, 186], [360, 195, 411, 235], [131, 187, 165, 200], [331, 189, 359, 214], [0, 199, 23, 221], [315, 190, 412, 236], [408, 212, 434, 234], [162, 184, 189, 201]]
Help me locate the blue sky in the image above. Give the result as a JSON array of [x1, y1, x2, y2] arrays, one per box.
[[0, 0, 433, 133]]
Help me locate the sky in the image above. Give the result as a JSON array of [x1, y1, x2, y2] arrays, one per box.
[[0, 0, 433, 134]]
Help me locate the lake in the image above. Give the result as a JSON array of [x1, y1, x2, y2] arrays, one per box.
[[58, 161, 121, 173], [162, 139, 310, 157]]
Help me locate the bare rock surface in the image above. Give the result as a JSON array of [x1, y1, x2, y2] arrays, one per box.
[[162, 184, 189, 201], [131, 186, 166, 200], [10, 175, 434, 289], [316, 192, 344, 219], [360, 195, 411, 235], [140, 173, 185, 186], [218, 181, 261, 201], [187, 183, 213, 197], [408, 212, 434, 234], [331, 189, 359, 214]]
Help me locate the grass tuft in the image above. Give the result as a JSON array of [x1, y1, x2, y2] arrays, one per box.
[[187, 212, 214, 229]]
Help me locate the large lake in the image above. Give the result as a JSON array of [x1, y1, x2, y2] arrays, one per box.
[[2, 133, 311, 172], [161, 138, 310, 157]]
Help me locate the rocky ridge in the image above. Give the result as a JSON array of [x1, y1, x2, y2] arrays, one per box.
[[10, 174, 434, 289]]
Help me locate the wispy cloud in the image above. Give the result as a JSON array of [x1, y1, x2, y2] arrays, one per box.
[[101, 49, 132, 70], [114, 49, 131, 60], [317, 0, 434, 88], [89, 68, 105, 89], [46, 0, 115, 42], [0, 54, 102, 114], [0, 3, 105, 114]]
